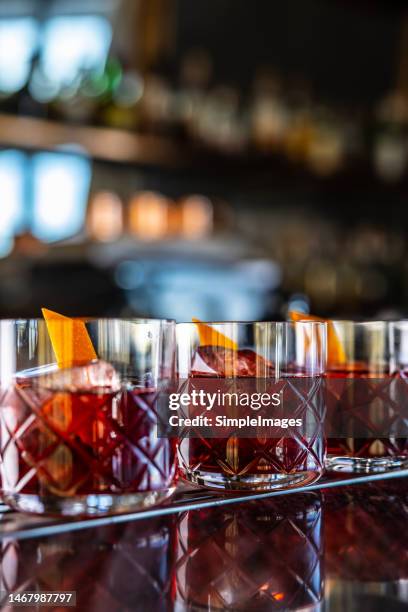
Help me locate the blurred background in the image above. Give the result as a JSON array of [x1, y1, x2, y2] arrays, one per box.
[[0, 0, 408, 321]]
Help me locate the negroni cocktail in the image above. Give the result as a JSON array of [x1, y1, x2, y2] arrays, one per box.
[[176, 321, 327, 491], [324, 321, 408, 472], [0, 317, 177, 515]]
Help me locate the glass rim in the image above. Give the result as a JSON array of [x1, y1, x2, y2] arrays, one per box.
[[0, 317, 175, 325], [325, 320, 388, 328], [286, 317, 388, 325], [177, 320, 326, 328], [289, 319, 390, 329]]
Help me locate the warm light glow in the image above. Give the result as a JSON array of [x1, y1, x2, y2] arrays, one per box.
[[180, 195, 213, 239], [167, 202, 182, 236], [88, 191, 123, 242], [128, 191, 169, 240]]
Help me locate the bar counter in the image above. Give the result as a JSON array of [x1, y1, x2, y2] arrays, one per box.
[[0, 474, 407, 611]]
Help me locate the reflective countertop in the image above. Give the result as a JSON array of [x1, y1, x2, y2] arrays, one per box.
[[0, 476, 407, 611]]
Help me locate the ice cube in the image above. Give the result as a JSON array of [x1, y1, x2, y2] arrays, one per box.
[[16, 360, 121, 393], [192, 346, 274, 377]]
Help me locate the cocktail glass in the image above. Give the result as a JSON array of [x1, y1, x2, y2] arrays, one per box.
[[176, 321, 327, 491], [325, 321, 408, 472], [0, 318, 177, 516]]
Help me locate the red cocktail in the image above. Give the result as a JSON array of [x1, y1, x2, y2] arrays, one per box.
[[324, 321, 408, 472], [176, 322, 326, 491], [0, 319, 177, 516], [326, 367, 407, 463]]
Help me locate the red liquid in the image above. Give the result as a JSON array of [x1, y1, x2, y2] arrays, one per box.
[[326, 368, 408, 459], [178, 345, 325, 484], [176, 495, 323, 610], [0, 380, 176, 497], [179, 380, 325, 479]]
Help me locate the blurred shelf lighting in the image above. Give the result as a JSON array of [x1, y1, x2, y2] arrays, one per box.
[[32, 152, 91, 242], [0, 150, 25, 238], [0, 17, 38, 94], [88, 191, 123, 242], [129, 191, 169, 240], [180, 195, 213, 239], [41, 16, 112, 87]]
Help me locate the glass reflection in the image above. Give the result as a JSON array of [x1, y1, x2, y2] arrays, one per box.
[[325, 481, 408, 581], [324, 481, 408, 609], [175, 493, 323, 611], [0, 516, 176, 612]]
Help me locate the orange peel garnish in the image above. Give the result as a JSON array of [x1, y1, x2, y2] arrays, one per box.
[[192, 318, 238, 350], [42, 308, 97, 368], [289, 310, 346, 366]]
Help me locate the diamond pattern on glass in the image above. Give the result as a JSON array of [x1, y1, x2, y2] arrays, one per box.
[[0, 383, 176, 497], [178, 377, 325, 478], [176, 495, 323, 610]]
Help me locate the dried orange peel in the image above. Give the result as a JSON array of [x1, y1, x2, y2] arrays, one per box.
[[289, 310, 346, 367], [42, 308, 97, 368], [192, 318, 238, 350]]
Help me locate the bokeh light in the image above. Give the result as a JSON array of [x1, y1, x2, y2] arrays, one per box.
[[41, 16, 112, 87], [31, 153, 91, 242], [87, 191, 124, 242], [128, 191, 170, 240], [0, 18, 38, 94]]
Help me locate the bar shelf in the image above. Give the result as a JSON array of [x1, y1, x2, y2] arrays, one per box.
[[1, 467, 407, 542]]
